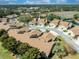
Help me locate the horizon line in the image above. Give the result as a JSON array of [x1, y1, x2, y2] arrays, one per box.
[[0, 3, 79, 5]]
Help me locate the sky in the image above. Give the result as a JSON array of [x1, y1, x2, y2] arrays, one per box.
[[0, 0, 79, 5]]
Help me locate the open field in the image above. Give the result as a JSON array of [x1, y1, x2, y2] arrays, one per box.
[[70, 54, 79, 59], [52, 54, 79, 59], [51, 11, 79, 18], [63, 54, 79, 59], [0, 42, 14, 59]]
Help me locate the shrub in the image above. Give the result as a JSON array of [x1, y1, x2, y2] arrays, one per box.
[[18, 14, 33, 24], [0, 29, 7, 37], [68, 33, 71, 35], [74, 14, 79, 19], [63, 30, 67, 32], [0, 34, 9, 42], [21, 48, 40, 59], [16, 43, 29, 55], [2, 37, 16, 48], [47, 14, 60, 21]]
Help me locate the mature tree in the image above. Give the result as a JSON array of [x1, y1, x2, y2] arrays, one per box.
[[52, 36, 67, 59], [2, 37, 17, 50], [16, 43, 29, 55], [74, 14, 79, 19], [54, 36, 64, 41], [12, 41, 22, 55], [60, 16, 66, 20], [52, 42, 66, 59], [0, 9, 7, 18], [0, 29, 8, 42], [21, 48, 40, 59], [47, 14, 54, 21], [47, 14, 60, 21], [0, 33, 9, 42], [31, 12, 39, 18], [0, 29, 7, 37], [18, 14, 33, 25], [1, 35, 23, 55], [13, 11, 20, 15], [0, 8, 15, 18]]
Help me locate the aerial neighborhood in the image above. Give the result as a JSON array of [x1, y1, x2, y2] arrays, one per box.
[[0, 5, 79, 59]]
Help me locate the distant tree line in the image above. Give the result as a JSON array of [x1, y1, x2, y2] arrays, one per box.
[[0, 5, 79, 18], [0, 8, 20, 18]]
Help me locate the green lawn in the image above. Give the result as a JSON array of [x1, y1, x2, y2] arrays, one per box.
[[0, 42, 14, 59], [70, 54, 79, 59]]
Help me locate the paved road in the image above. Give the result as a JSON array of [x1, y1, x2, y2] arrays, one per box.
[[51, 28, 79, 53]]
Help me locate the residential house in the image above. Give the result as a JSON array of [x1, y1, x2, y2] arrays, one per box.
[[0, 18, 8, 22], [31, 18, 48, 25], [38, 18, 48, 25], [6, 14, 18, 24], [17, 27, 30, 34], [70, 26, 79, 39], [49, 19, 60, 27], [39, 32, 56, 43], [8, 27, 55, 57], [28, 29, 43, 38], [49, 19, 72, 29]]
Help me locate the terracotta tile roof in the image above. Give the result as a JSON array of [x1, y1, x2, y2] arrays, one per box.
[[28, 30, 43, 38], [38, 19, 48, 24], [8, 29, 54, 57], [40, 32, 55, 42], [32, 18, 48, 25], [6, 14, 17, 18], [1, 18, 7, 22], [31, 18, 37, 24], [70, 26, 79, 36], [0, 21, 55, 57], [18, 27, 30, 33], [50, 19, 70, 28], [60, 21, 70, 28], [50, 19, 60, 26]]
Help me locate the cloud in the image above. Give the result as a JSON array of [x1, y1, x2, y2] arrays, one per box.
[[24, 0, 68, 4], [25, 0, 50, 4], [0, 0, 78, 5], [6, 0, 16, 1], [56, 0, 67, 4]]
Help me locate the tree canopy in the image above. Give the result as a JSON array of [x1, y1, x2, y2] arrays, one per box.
[[2, 37, 16, 49], [21, 48, 40, 59], [0, 29, 40, 59], [47, 14, 60, 21], [16, 43, 29, 55], [0, 29, 7, 37], [18, 14, 33, 24], [74, 14, 79, 19]]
